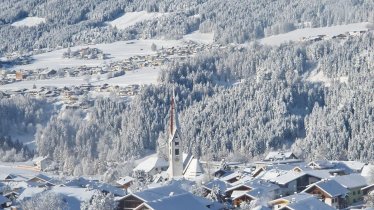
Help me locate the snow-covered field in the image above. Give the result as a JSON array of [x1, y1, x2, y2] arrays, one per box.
[[7, 39, 183, 71], [107, 11, 167, 30], [0, 67, 160, 90], [11, 17, 46, 27], [260, 22, 372, 46], [183, 31, 214, 44]]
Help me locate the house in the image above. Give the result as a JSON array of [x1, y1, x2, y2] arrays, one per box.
[[27, 174, 59, 187], [0, 195, 11, 209], [117, 176, 134, 190], [133, 156, 169, 176], [133, 193, 211, 210], [65, 177, 125, 196], [226, 179, 280, 207], [333, 174, 368, 204], [278, 196, 336, 210], [308, 160, 334, 170], [270, 192, 313, 210], [302, 179, 349, 208], [117, 182, 188, 210], [264, 151, 298, 161], [32, 156, 52, 171]]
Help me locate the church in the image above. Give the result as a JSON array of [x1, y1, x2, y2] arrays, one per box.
[[132, 90, 204, 180], [167, 90, 204, 180]]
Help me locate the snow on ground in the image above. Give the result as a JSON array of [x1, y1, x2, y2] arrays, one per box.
[[0, 162, 39, 178], [6, 39, 182, 71], [11, 17, 46, 27], [107, 11, 167, 30], [260, 22, 371, 46], [96, 67, 160, 87], [183, 31, 214, 44], [0, 67, 160, 90]]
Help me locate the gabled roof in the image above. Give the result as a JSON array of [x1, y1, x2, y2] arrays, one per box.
[[281, 196, 335, 210], [184, 158, 204, 179], [271, 171, 306, 185], [271, 192, 313, 204], [303, 179, 348, 197], [264, 151, 297, 161], [133, 156, 168, 173], [333, 174, 368, 189], [138, 193, 210, 210], [65, 177, 125, 196], [204, 179, 232, 192], [116, 176, 134, 186], [28, 174, 60, 186], [308, 160, 334, 169], [133, 182, 188, 202]]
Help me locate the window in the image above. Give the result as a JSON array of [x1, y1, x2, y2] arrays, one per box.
[[175, 142, 179, 146], [353, 191, 356, 195], [175, 149, 180, 156]]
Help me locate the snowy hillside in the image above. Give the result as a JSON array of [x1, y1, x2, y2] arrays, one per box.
[[183, 31, 214, 44], [107, 11, 167, 30], [0, 67, 160, 90], [11, 17, 46, 27], [260, 22, 372, 46], [7, 39, 183, 71]]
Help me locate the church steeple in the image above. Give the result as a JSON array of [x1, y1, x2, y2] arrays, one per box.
[[168, 89, 183, 178]]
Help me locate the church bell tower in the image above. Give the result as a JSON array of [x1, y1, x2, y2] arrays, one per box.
[[168, 90, 183, 178]]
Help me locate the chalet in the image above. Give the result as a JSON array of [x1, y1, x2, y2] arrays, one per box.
[[264, 151, 298, 161], [362, 184, 374, 196], [133, 193, 211, 210], [0, 173, 27, 182], [308, 160, 334, 170], [270, 192, 313, 210], [133, 156, 169, 176], [116, 176, 134, 190], [65, 177, 125, 196], [333, 174, 368, 204], [226, 179, 280, 207], [32, 156, 52, 171], [27, 174, 59, 187], [302, 179, 349, 208], [278, 196, 335, 210], [117, 183, 188, 210]]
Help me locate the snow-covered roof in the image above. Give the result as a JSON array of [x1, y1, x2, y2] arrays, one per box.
[[65, 177, 125, 196], [0, 194, 10, 205], [204, 179, 232, 192], [231, 190, 249, 199], [28, 174, 60, 186], [220, 171, 241, 182], [361, 164, 374, 178], [51, 186, 97, 209], [133, 156, 168, 173], [271, 171, 306, 185], [333, 161, 366, 172], [272, 192, 313, 203], [264, 151, 297, 161], [17, 187, 46, 201], [133, 182, 187, 202], [303, 179, 348, 197], [32, 156, 49, 162], [308, 160, 334, 169], [140, 193, 210, 210], [283, 196, 335, 210], [333, 174, 368, 189], [184, 158, 204, 179], [116, 176, 134, 186]]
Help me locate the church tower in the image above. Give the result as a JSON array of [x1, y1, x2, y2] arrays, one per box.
[[168, 90, 183, 178]]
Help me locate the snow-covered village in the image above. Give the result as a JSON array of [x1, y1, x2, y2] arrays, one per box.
[[1, 94, 374, 210], [1, 1, 374, 210]]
